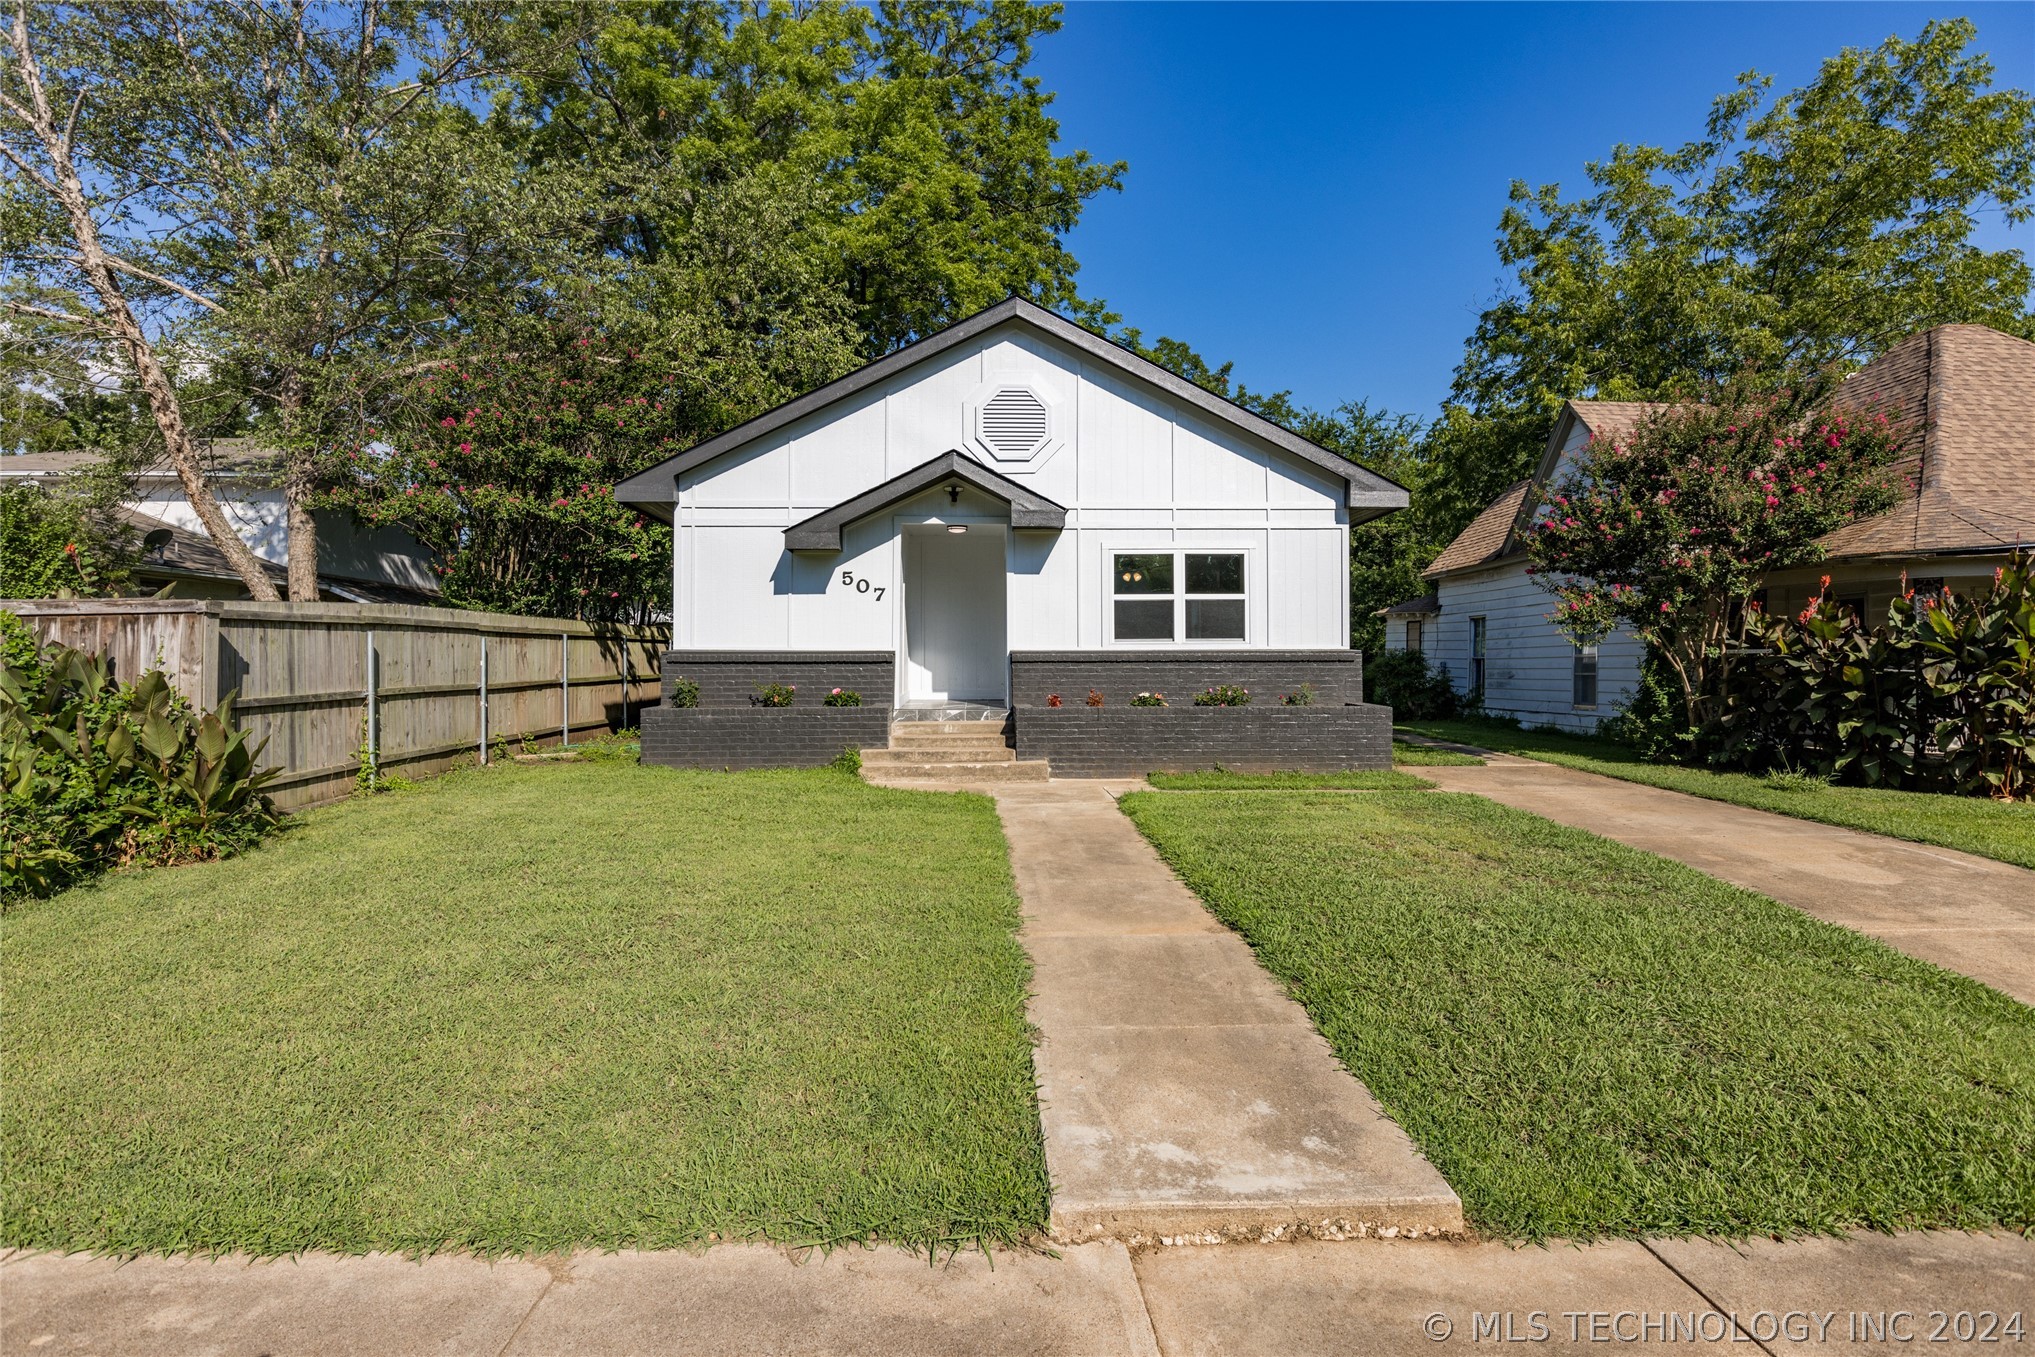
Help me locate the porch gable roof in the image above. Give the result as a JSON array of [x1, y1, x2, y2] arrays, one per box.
[[783, 450, 1067, 552]]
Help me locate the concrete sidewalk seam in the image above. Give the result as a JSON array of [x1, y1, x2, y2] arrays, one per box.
[[1639, 1239, 1781, 1357], [491, 1267, 557, 1357]]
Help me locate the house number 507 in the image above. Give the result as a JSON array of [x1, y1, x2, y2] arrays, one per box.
[[839, 571, 886, 601]]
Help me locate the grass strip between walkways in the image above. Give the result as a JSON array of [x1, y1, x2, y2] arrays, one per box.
[[1398, 718, 2035, 870], [2, 763, 1049, 1257], [1121, 787, 2035, 1241], [1145, 768, 1434, 790]]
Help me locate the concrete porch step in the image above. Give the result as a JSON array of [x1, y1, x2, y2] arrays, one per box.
[[864, 759, 1051, 783], [886, 728, 1015, 751], [887, 720, 1014, 739], [864, 746, 1017, 766]]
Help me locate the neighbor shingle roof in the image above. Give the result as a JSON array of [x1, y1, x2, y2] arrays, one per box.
[[1817, 325, 2035, 559], [1562, 400, 1668, 447], [1378, 592, 1440, 617], [1422, 481, 1533, 579], [0, 440, 281, 482]]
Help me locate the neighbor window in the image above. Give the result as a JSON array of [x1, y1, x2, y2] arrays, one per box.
[[1112, 551, 1246, 643], [1405, 619, 1424, 654], [1469, 616, 1486, 700], [1572, 643, 1598, 708]]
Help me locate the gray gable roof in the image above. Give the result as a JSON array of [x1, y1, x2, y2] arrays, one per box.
[[614, 297, 1409, 523], [785, 450, 1067, 551]]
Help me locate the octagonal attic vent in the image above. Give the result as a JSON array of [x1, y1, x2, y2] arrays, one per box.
[[979, 387, 1049, 460]]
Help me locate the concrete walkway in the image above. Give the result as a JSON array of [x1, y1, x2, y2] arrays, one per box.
[[1418, 757, 2035, 1006], [8, 1230, 2031, 1355], [990, 779, 1463, 1243]]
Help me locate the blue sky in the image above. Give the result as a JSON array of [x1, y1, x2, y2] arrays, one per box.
[[1030, 2, 2035, 418]]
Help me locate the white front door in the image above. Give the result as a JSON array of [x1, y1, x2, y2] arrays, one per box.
[[903, 527, 1008, 702]]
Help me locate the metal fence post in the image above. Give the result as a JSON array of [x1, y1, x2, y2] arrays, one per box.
[[478, 634, 489, 765], [560, 632, 570, 747], [363, 628, 378, 789]]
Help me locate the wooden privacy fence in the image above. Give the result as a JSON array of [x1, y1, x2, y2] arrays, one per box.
[[8, 600, 665, 810]]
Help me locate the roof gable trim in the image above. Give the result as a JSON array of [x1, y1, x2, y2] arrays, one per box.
[[783, 450, 1067, 552], [615, 297, 1409, 521]]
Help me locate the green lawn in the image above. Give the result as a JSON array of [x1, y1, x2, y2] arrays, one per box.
[[1146, 768, 1434, 790], [2, 764, 1049, 1257], [1391, 740, 1485, 767], [1121, 789, 2035, 1241], [1399, 718, 2035, 870]]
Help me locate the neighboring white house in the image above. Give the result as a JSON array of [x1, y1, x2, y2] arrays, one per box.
[[615, 296, 1411, 774], [0, 439, 440, 602], [1390, 323, 2035, 732]]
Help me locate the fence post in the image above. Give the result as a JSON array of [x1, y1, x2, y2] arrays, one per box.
[[560, 632, 570, 748], [478, 634, 489, 765], [363, 628, 378, 789]]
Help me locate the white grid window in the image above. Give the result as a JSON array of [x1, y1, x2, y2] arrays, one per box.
[[1112, 551, 1247, 643]]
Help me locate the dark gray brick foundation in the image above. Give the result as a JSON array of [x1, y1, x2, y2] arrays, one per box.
[[662, 651, 894, 707], [1013, 703, 1393, 777], [1009, 650, 1362, 708], [641, 705, 892, 769]]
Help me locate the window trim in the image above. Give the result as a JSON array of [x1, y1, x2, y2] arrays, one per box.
[[1571, 641, 1599, 710], [1104, 545, 1254, 647], [1405, 618, 1423, 654], [1468, 615, 1487, 700]]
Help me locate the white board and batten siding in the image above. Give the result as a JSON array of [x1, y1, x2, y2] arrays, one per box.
[[1426, 559, 1644, 733], [672, 326, 1351, 654]]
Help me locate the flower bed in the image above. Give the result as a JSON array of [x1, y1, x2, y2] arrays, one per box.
[[1013, 702, 1392, 777]]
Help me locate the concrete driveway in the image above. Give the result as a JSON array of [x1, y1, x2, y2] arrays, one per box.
[[1418, 757, 2035, 1005]]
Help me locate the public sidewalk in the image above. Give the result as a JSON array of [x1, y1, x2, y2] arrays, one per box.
[[6, 1230, 2030, 1356], [1413, 756, 2035, 1005]]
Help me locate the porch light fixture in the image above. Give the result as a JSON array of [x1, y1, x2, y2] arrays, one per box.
[[947, 524, 968, 534], [947, 484, 962, 504]]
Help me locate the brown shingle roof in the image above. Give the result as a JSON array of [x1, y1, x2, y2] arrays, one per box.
[[1562, 400, 1668, 447], [1818, 325, 2035, 558], [1422, 481, 1533, 579]]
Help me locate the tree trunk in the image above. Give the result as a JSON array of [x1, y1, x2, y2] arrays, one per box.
[[277, 371, 321, 602], [5, 5, 280, 600], [284, 485, 321, 602]]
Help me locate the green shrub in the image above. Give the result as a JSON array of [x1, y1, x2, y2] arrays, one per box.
[[1702, 557, 2034, 798], [755, 682, 795, 708], [1129, 691, 1167, 708], [1598, 653, 1688, 761], [669, 676, 700, 708], [1363, 649, 1459, 719], [2, 627, 281, 900], [829, 745, 863, 774], [1279, 683, 1318, 706], [1192, 684, 1250, 707], [822, 687, 862, 707]]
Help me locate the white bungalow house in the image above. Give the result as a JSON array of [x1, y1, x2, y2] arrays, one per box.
[[615, 296, 1410, 777], [1390, 323, 2034, 732]]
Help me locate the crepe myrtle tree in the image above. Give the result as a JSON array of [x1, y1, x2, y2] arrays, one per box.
[[321, 337, 674, 624], [1524, 376, 1908, 729]]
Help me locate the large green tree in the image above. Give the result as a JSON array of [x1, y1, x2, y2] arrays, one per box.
[[2, 0, 561, 600], [505, 0, 1125, 357], [1433, 18, 2035, 537]]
